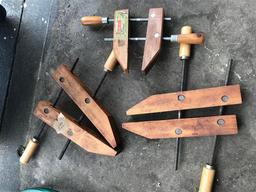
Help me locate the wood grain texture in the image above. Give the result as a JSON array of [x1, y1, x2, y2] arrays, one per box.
[[34, 101, 117, 156], [127, 85, 242, 115], [122, 115, 238, 139], [141, 8, 163, 73], [52, 64, 118, 148], [113, 9, 129, 73]]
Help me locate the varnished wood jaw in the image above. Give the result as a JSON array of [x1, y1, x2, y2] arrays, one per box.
[[113, 9, 129, 73], [51, 64, 118, 148], [34, 101, 117, 157], [127, 85, 242, 115], [122, 115, 238, 139], [141, 8, 163, 74]]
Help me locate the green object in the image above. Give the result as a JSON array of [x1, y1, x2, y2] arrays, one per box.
[[22, 188, 58, 192]]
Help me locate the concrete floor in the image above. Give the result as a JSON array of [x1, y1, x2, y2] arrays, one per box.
[[0, 0, 256, 191]]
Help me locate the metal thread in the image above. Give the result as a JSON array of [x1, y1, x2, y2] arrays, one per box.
[[108, 17, 171, 22], [104, 36, 175, 42], [208, 59, 233, 166], [175, 59, 188, 170]]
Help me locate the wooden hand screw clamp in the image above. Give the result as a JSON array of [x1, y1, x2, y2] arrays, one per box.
[[32, 65, 119, 158], [123, 85, 242, 137], [19, 52, 119, 164], [82, 8, 204, 74], [122, 61, 242, 170], [100, 8, 204, 74]]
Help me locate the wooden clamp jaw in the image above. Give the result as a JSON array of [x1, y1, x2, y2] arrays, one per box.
[[113, 9, 129, 73], [52, 64, 118, 148], [123, 85, 242, 139], [127, 85, 242, 115], [142, 8, 164, 73], [122, 115, 238, 139], [34, 101, 117, 156]]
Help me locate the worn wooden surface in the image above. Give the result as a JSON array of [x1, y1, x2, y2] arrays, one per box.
[[141, 8, 163, 73], [127, 85, 242, 115], [34, 101, 117, 156], [122, 115, 238, 139], [52, 64, 118, 148], [113, 9, 129, 73]]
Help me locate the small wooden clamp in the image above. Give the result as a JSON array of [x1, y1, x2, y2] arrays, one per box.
[[142, 8, 164, 73], [52, 64, 118, 148], [34, 101, 117, 156], [113, 9, 129, 73], [122, 115, 238, 139], [127, 85, 242, 115]]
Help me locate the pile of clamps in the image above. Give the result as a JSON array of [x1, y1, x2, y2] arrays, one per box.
[[19, 8, 242, 192]]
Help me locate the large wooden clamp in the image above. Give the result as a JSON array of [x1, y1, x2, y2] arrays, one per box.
[[122, 85, 242, 139], [33, 64, 118, 157], [81, 8, 204, 74]]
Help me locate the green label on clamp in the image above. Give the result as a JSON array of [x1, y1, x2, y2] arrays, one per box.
[[114, 10, 128, 40]]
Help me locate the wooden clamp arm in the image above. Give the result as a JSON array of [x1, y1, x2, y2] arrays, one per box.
[[113, 9, 129, 73], [122, 115, 238, 139], [34, 101, 117, 156], [52, 64, 118, 148], [127, 85, 242, 115], [141, 8, 163, 73]]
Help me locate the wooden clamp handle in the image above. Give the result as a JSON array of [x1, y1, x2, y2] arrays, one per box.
[[177, 33, 204, 45], [179, 26, 192, 59], [104, 50, 117, 72], [199, 165, 215, 192], [19, 138, 39, 164], [81, 16, 103, 26]]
